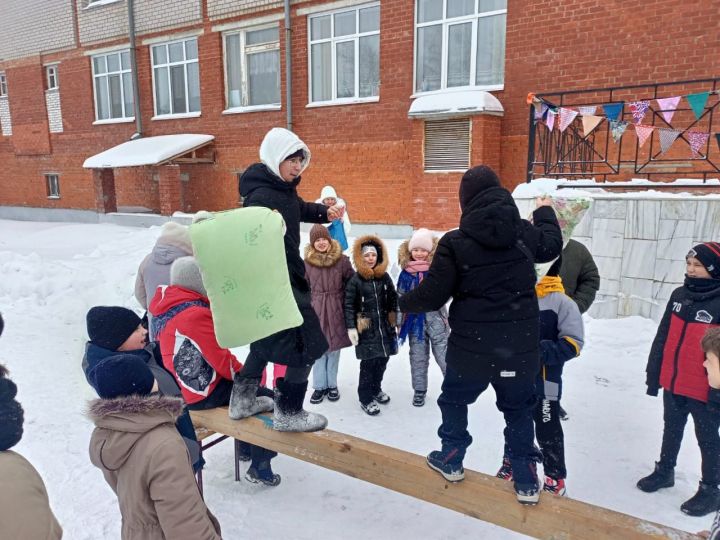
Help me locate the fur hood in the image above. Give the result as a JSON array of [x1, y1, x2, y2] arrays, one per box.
[[397, 237, 439, 270], [88, 394, 184, 424], [352, 234, 390, 279], [304, 239, 343, 268]]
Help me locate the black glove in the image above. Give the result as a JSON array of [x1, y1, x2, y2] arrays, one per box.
[[646, 384, 660, 397], [645, 372, 660, 396]]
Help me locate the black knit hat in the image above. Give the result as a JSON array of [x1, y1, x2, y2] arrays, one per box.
[[688, 242, 720, 280], [86, 306, 142, 350], [0, 376, 24, 451], [89, 354, 155, 399], [459, 165, 501, 210]]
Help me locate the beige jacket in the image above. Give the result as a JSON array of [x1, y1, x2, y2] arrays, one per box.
[[0, 450, 63, 539], [88, 394, 221, 540]]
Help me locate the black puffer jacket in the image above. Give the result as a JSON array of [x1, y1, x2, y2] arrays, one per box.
[[344, 235, 399, 360], [399, 187, 562, 379]]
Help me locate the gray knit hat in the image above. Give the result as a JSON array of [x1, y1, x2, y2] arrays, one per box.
[[170, 256, 207, 297]]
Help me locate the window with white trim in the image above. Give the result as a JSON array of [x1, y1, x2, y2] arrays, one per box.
[[308, 3, 380, 104], [46, 65, 59, 90], [415, 0, 506, 93], [0, 73, 7, 97], [224, 26, 280, 109], [91, 51, 134, 121], [151, 38, 200, 116], [424, 118, 471, 171], [45, 174, 60, 198]]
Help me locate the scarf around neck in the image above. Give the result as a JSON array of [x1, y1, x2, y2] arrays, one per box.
[[536, 276, 565, 298]]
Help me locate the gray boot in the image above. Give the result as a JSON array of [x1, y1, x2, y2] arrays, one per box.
[[273, 378, 327, 432], [228, 375, 274, 420]]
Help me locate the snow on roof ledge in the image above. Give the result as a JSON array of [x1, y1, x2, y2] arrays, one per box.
[[408, 90, 504, 119], [83, 134, 215, 168]]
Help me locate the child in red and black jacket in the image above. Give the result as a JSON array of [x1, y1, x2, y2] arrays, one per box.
[[638, 242, 720, 517]]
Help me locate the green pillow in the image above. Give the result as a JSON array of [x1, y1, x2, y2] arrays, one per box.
[[190, 207, 302, 348]]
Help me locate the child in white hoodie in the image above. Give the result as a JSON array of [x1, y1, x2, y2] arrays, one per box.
[[316, 185, 351, 250]]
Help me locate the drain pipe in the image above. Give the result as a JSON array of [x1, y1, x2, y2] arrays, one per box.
[[284, 0, 292, 131], [128, 0, 143, 139]]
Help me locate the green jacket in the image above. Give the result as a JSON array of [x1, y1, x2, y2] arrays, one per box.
[[559, 239, 600, 314]]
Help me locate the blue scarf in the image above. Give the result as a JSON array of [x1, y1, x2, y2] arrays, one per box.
[[397, 270, 426, 344], [152, 300, 208, 339]]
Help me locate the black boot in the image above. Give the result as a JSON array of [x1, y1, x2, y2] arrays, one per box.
[[273, 378, 327, 432], [681, 481, 720, 516], [637, 462, 674, 493]]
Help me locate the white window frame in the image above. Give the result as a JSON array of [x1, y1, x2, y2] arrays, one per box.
[[307, 2, 381, 106], [46, 65, 59, 91], [45, 174, 60, 199], [222, 24, 281, 113], [151, 37, 201, 120], [0, 73, 7, 97], [413, 0, 506, 95], [91, 50, 134, 123]]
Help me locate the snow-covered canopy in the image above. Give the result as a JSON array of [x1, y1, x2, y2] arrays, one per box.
[[83, 134, 215, 168], [408, 90, 504, 119]]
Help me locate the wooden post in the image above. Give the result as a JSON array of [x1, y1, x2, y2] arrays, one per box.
[[189, 408, 699, 540]]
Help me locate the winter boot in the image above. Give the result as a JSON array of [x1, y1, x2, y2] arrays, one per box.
[[273, 378, 328, 432], [361, 400, 381, 416], [413, 390, 426, 407], [327, 387, 340, 401], [637, 462, 675, 493], [374, 391, 390, 404], [228, 375, 274, 420], [309, 389, 326, 404], [496, 456, 513, 481], [426, 448, 465, 482], [543, 476, 567, 496], [245, 460, 281, 487], [681, 481, 720, 517], [514, 461, 540, 505]]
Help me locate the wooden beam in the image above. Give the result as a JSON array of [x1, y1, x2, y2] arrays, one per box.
[[190, 408, 699, 540]]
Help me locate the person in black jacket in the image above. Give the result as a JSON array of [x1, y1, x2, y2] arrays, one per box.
[[344, 235, 399, 415], [398, 165, 562, 505], [230, 127, 344, 432]]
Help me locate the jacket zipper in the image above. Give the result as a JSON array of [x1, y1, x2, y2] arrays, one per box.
[[372, 279, 388, 357], [669, 319, 688, 394]]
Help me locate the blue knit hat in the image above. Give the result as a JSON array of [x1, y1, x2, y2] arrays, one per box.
[[89, 354, 155, 399]]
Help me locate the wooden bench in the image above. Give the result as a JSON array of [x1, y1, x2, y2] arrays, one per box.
[[189, 407, 701, 540]]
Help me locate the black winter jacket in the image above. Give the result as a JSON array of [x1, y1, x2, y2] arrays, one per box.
[[399, 187, 562, 379]]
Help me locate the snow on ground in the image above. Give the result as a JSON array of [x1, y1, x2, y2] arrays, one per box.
[[0, 219, 711, 538]]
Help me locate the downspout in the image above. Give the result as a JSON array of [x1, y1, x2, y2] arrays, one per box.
[[128, 0, 143, 139], [284, 0, 292, 131]]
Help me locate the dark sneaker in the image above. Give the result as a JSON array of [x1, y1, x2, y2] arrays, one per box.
[[496, 456, 513, 481], [375, 391, 390, 404], [245, 465, 281, 487], [637, 462, 674, 493], [543, 476, 567, 496], [309, 389, 326, 404], [361, 400, 381, 416], [681, 481, 720, 517], [426, 449, 465, 482], [327, 387, 340, 401], [515, 481, 540, 505], [413, 391, 426, 407]]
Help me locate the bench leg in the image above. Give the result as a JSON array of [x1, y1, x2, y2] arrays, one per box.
[[235, 439, 242, 482]]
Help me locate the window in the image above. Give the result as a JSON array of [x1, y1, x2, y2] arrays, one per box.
[[424, 118, 471, 171], [224, 26, 280, 110], [46, 65, 59, 90], [45, 174, 60, 198], [92, 51, 134, 121], [0, 73, 7, 97], [415, 0, 506, 93], [151, 38, 200, 117], [308, 4, 380, 103]]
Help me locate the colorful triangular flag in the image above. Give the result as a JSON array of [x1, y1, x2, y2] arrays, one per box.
[[602, 102, 624, 121], [658, 128, 682, 154], [577, 105, 597, 116], [687, 92, 710, 120], [687, 131, 710, 157], [581, 115, 604, 137], [610, 120, 629, 143], [656, 96, 681, 124], [629, 100, 650, 124], [634, 124, 655, 148], [558, 108, 579, 132], [545, 109, 557, 131], [535, 103, 549, 122]]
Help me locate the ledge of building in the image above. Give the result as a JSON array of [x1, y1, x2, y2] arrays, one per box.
[[408, 89, 504, 119]]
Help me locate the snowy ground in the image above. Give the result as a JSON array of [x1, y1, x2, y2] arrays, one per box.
[[0, 219, 710, 538]]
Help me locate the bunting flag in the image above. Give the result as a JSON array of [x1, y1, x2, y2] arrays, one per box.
[[535, 103, 549, 121], [581, 115, 604, 137], [634, 124, 655, 148], [545, 109, 557, 131], [687, 131, 710, 157], [658, 128, 682, 154], [687, 91, 710, 120], [629, 100, 650, 124], [577, 105, 597, 116], [656, 96, 681, 124], [558, 107, 579, 132], [602, 102, 624, 121], [610, 120, 629, 143]]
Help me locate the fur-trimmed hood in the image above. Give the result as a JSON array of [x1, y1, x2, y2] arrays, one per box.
[[352, 234, 390, 279], [304, 239, 343, 268], [397, 236, 439, 270]]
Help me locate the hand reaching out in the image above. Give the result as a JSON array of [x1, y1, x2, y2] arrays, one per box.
[[327, 205, 345, 222]]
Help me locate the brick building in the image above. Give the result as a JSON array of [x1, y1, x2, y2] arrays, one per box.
[[0, 0, 718, 230]]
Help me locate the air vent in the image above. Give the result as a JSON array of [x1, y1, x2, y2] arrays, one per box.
[[424, 118, 471, 172]]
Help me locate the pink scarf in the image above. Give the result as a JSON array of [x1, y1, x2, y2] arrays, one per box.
[[405, 260, 430, 277]]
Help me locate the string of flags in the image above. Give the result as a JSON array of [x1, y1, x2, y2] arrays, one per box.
[[527, 90, 720, 157]]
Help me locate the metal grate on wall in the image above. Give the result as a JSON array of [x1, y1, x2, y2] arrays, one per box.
[[423, 118, 471, 172]]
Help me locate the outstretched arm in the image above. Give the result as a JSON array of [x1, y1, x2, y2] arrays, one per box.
[[399, 237, 457, 314]]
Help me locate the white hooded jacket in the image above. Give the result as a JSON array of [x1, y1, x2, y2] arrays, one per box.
[[259, 127, 311, 179]]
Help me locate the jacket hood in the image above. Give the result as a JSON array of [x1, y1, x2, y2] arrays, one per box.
[[397, 237, 439, 269], [352, 234, 390, 279], [152, 243, 192, 265], [319, 185, 338, 200], [149, 285, 208, 317], [305, 239, 343, 268], [259, 127, 311, 180], [88, 394, 184, 471], [459, 186, 522, 249]]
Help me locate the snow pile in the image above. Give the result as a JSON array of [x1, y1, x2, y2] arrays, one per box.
[[514, 177, 720, 199], [83, 134, 214, 168]]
